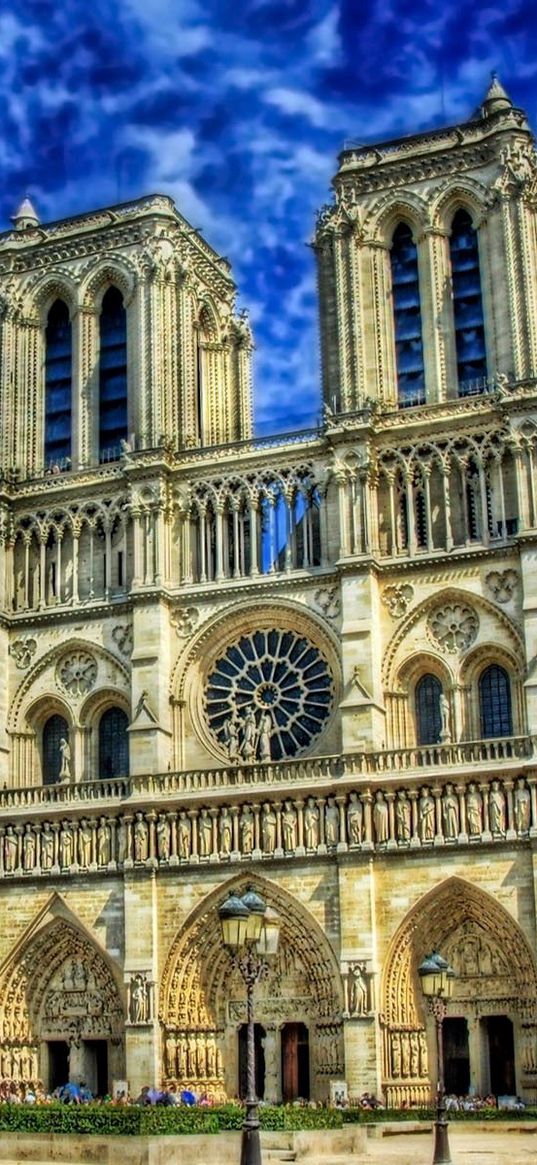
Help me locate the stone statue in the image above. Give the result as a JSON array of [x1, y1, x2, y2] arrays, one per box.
[[4, 825, 18, 872], [304, 797, 320, 848], [117, 817, 129, 863], [418, 787, 435, 842], [78, 819, 92, 867], [466, 783, 482, 836], [347, 961, 368, 1015], [439, 693, 451, 741], [22, 823, 36, 871], [134, 813, 149, 861], [178, 812, 190, 859], [156, 814, 171, 860], [222, 713, 240, 760], [391, 1031, 402, 1078], [282, 801, 297, 850], [261, 803, 277, 853], [514, 778, 531, 834], [409, 1030, 419, 1077], [219, 808, 232, 855], [400, 1032, 410, 1077], [130, 973, 149, 1023], [199, 809, 212, 857], [258, 711, 272, 762], [241, 707, 257, 762], [373, 790, 389, 843], [41, 822, 54, 870], [241, 806, 254, 853], [325, 796, 339, 845], [489, 780, 506, 834], [59, 737, 71, 781], [395, 790, 411, 842], [419, 1030, 428, 1076], [347, 792, 363, 845], [97, 817, 112, 865], [442, 784, 459, 839]]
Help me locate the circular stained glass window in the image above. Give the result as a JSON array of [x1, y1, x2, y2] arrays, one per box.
[[205, 628, 334, 762]]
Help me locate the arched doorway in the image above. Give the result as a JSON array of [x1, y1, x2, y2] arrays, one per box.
[[281, 1022, 310, 1101], [380, 877, 537, 1106], [0, 910, 125, 1094], [159, 875, 344, 1102]]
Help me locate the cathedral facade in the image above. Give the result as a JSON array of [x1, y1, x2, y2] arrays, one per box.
[[0, 77, 537, 1105]]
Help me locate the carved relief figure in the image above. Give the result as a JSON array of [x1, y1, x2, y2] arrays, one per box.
[[419, 1031, 428, 1077], [241, 807, 254, 853], [97, 817, 112, 865], [134, 813, 149, 861], [78, 819, 92, 867], [261, 803, 277, 853], [325, 797, 339, 845], [282, 801, 297, 850], [372, 790, 388, 843], [178, 812, 191, 859], [241, 708, 257, 762], [59, 820, 74, 867], [219, 808, 232, 855], [466, 784, 482, 836], [130, 973, 150, 1024], [304, 797, 320, 848], [347, 961, 369, 1015], [41, 822, 54, 869], [157, 814, 171, 860], [22, 824, 36, 871], [258, 712, 272, 762], [418, 787, 435, 842], [391, 1031, 402, 1078], [514, 778, 531, 834], [347, 792, 363, 845], [442, 784, 459, 839], [222, 714, 240, 760], [409, 1031, 419, 1077], [199, 809, 212, 857], [395, 791, 411, 842], [489, 780, 506, 834], [117, 817, 129, 863]]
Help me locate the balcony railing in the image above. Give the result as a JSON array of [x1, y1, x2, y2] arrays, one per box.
[[0, 735, 533, 814]]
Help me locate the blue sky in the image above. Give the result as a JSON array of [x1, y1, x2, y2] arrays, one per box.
[[1, 1, 536, 434]]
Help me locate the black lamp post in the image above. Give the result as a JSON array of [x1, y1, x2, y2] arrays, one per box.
[[418, 951, 455, 1165], [218, 888, 280, 1165]]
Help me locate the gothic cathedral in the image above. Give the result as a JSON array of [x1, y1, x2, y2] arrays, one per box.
[[0, 77, 536, 1104]]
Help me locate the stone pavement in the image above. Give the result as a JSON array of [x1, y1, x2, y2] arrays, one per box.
[[362, 1124, 537, 1164]]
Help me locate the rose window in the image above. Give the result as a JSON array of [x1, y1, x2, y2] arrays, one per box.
[[427, 603, 479, 654], [205, 629, 333, 762], [57, 651, 98, 697]]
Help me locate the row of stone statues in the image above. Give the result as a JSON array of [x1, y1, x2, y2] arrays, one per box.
[[389, 1029, 428, 1080], [0, 1044, 38, 1081], [165, 1031, 223, 1081], [0, 777, 532, 873]]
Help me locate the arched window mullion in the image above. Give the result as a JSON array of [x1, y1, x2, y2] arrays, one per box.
[[449, 209, 487, 395], [390, 223, 425, 409], [479, 665, 512, 738], [44, 300, 72, 469], [99, 287, 128, 462]]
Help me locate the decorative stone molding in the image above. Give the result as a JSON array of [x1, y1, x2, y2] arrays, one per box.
[[427, 603, 479, 654], [9, 637, 37, 670], [112, 625, 133, 656], [382, 584, 414, 619], [485, 568, 518, 604], [314, 586, 340, 620], [171, 607, 199, 637]]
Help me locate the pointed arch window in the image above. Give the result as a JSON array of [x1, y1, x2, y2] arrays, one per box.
[[43, 714, 69, 785], [450, 209, 487, 394], [415, 674, 442, 745], [45, 300, 72, 468], [390, 223, 425, 408], [479, 665, 512, 738], [99, 287, 128, 461], [98, 707, 129, 779]]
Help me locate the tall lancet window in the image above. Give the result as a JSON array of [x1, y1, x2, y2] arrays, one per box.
[[99, 286, 128, 460], [390, 222, 425, 408], [450, 209, 487, 394], [44, 299, 72, 468]]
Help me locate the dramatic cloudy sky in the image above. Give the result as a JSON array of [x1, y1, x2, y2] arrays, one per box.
[[1, 1, 535, 434]]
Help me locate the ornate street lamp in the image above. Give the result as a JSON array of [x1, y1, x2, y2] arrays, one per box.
[[418, 951, 455, 1165], [219, 887, 281, 1165]]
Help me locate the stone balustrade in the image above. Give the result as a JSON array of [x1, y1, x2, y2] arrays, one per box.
[[0, 735, 532, 814], [0, 771, 534, 878]]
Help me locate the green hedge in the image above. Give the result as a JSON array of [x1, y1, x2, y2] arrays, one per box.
[[0, 1103, 535, 1137]]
